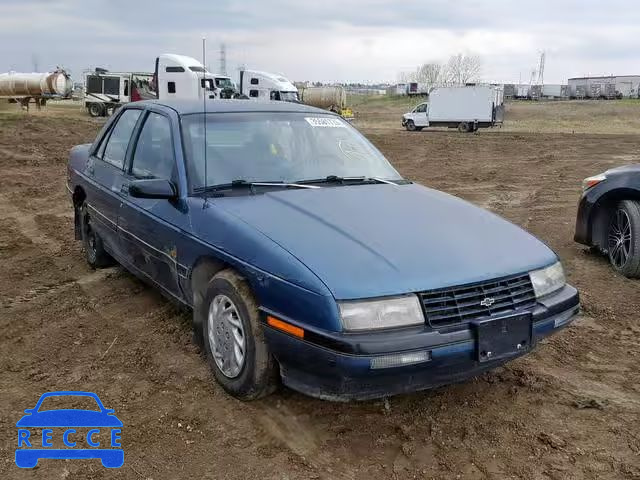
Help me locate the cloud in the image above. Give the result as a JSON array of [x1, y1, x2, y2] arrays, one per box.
[[1, 0, 639, 83]]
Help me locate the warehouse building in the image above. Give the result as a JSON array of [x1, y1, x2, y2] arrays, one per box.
[[568, 75, 640, 99]]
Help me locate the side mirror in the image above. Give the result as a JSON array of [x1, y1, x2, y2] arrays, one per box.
[[129, 179, 177, 200]]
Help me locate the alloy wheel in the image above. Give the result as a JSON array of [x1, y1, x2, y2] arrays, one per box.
[[608, 208, 632, 268]]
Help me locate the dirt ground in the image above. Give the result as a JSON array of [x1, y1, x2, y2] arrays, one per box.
[[1, 100, 640, 479]]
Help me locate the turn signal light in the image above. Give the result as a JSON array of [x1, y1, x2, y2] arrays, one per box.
[[267, 316, 304, 339]]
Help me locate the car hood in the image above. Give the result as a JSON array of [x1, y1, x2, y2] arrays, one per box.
[[216, 184, 557, 299]]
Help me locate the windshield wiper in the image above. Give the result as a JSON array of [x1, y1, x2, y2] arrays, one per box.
[[194, 179, 320, 195], [296, 175, 403, 185]]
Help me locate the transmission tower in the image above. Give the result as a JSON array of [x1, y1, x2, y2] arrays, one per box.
[[219, 43, 227, 75], [537, 51, 545, 86]]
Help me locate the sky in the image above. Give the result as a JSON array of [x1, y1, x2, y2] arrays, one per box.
[[1, 0, 639, 84]]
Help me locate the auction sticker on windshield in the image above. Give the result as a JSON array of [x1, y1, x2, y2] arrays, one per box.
[[305, 117, 346, 128]]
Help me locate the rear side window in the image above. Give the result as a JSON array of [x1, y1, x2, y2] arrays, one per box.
[[131, 113, 174, 180], [166, 66, 185, 73], [168, 82, 176, 94], [102, 109, 142, 168], [249, 90, 259, 98], [250, 78, 259, 85]]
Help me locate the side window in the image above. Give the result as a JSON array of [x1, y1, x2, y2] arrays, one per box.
[[123, 79, 129, 96], [168, 82, 176, 94], [250, 78, 259, 85], [249, 90, 259, 98], [131, 112, 174, 180], [102, 109, 142, 168]]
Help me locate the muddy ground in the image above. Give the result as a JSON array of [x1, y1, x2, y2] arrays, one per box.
[[1, 101, 639, 479]]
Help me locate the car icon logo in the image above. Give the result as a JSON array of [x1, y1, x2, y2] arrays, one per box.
[[480, 297, 495, 307], [15, 391, 123, 468]]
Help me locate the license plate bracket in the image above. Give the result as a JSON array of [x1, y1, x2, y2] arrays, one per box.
[[472, 313, 532, 363]]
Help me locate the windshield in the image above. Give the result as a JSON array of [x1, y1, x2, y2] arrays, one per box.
[[280, 91, 299, 102], [181, 112, 401, 190], [215, 77, 234, 88]]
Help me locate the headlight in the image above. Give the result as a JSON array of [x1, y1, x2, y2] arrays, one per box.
[[338, 295, 424, 331], [582, 173, 606, 192], [529, 262, 566, 298]]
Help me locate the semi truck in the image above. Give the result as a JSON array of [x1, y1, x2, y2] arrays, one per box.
[[84, 69, 154, 117], [153, 54, 239, 101], [402, 85, 504, 132], [238, 69, 298, 101], [83, 54, 240, 116]]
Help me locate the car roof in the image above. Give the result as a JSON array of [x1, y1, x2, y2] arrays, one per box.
[[132, 99, 334, 116]]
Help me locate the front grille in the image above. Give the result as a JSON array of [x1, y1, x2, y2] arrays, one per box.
[[419, 273, 536, 328]]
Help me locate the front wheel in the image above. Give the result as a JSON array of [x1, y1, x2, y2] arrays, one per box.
[[405, 120, 417, 131], [607, 200, 640, 278], [202, 269, 278, 400]]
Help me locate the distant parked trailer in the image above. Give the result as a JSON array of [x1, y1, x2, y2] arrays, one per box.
[[541, 84, 567, 99], [503, 84, 516, 99], [515, 85, 530, 99]]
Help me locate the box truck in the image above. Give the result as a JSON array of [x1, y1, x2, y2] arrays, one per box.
[[401, 85, 504, 132]]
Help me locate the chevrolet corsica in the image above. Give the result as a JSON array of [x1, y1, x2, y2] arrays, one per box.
[[67, 99, 580, 401]]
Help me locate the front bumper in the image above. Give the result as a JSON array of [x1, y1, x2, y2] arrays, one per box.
[[264, 284, 579, 401]]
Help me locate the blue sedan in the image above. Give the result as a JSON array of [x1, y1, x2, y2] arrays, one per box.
[[67, 99, 579, 400]]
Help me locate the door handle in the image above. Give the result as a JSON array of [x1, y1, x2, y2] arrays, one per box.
[[120, 184, 129, 195]]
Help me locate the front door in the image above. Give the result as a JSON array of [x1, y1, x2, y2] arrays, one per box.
[[413, 103, 429, 127], [118, 110, 183, 299]]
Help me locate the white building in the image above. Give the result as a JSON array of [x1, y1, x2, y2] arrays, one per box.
[[568, 75, 640, 98]]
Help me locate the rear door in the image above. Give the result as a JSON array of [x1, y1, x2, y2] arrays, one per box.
[[83, 108, 142, 259], [117, 109, 184, 299]]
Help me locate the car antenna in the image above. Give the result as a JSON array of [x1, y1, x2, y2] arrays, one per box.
[[202, 37, 209, 208]]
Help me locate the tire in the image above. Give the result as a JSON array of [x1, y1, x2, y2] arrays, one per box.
[[201, 269, 278, 400], [405, 120, 417, 131], [607, 200, 640, 278], [458, 122, 470, 133], [80, 203, 114, 268], [88, 103, 104, 118]]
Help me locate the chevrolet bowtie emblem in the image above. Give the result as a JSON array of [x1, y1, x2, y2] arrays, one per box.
[[480, 297, 495, 307]]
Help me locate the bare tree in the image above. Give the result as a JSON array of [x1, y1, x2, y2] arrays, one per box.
[[444, 53, 482, 85]]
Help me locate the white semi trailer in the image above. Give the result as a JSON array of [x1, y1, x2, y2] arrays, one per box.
[[402, 85, 504, 132]]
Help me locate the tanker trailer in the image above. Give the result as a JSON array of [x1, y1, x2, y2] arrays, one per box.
[[299, 86, 353, 120], [0, 69, 73, 110]]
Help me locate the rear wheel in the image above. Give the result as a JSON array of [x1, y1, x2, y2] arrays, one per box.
[[88, 103, 104, 117], [458, 122, 470, 133], [607, 200, 640, 278], [405, 120, 417, 131], [201, 269, 278, 400], [80, 203, 114, 268]]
